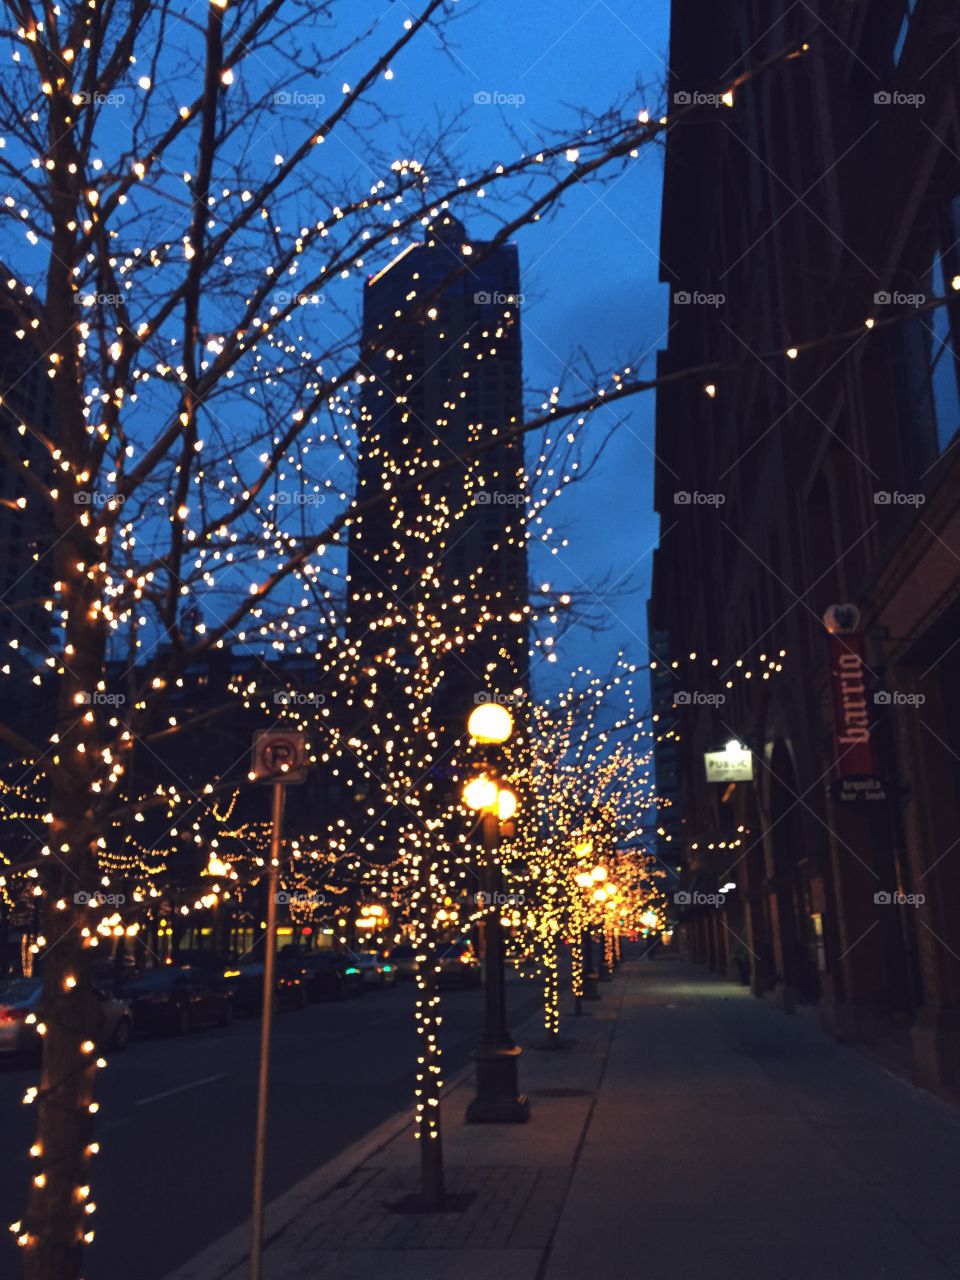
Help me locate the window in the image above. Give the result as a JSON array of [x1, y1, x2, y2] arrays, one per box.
[[919, 193, 960, 456], [893, 194, 960, 473], [927, 245, 960, 453], [893, 0, 917, 66]]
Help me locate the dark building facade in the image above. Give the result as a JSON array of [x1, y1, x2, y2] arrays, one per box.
[[0, 307, 55, 651], [649, 628, 682, 866], [650, 0, 960, 1090], [347, 213, 529, 734]]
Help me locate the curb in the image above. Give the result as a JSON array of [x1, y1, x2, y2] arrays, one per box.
[[161, 1003, 548, 1280]]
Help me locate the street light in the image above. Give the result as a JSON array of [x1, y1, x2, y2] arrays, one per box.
[[467, 701, 514, 744], [594, 880, 617, 978], [573, 857, 603, 1004], [463, 774, 498, 811], [462, 707, 529, 1125], [496, 785, 517, 822]]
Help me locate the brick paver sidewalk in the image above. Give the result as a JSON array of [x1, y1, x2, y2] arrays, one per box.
[[164, 956, 960, 1280]]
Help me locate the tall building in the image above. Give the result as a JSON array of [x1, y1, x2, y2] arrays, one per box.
[[0, 304, 55, 653], [648, 628, 681, 865], [650, 0, 960, 1089], [347, 213, 529, 737]]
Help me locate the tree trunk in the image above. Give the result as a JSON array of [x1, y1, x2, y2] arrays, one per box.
[[22, 762, 105, 1280], [543, 932, 560, 1037], [414, 942, 445, 1208], [23, 368, 111, 1278]]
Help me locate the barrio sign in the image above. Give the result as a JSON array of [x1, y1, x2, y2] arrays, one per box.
[[829, 635, 873, 765], [824, 618, 886, 802]]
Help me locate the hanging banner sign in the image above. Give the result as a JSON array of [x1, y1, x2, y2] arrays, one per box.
[[825, 630, 885, 802]]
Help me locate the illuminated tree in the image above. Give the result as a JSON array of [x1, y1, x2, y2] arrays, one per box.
[[232, 398, 600, 1201], [501, 662, 668, 1039]]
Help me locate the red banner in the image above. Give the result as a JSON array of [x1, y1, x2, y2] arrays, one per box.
[[826, 631, 878, 779]]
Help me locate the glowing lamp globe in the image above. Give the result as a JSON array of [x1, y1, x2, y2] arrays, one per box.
[[575, 872, 593, 889], [467, 702, 514, 744], [591, 866, 607, 882], [641, 910, 659, 929], [496, 785, 518, 821], [463, 775, 498, 811]]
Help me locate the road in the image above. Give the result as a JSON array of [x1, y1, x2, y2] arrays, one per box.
[[0, 975, 542, 1280]]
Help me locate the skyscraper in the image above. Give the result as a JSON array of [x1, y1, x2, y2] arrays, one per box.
[[346, 213, 529, 734], [0, 303, 55, 654]]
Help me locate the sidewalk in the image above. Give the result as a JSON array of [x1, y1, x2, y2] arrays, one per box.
[[164, 958, 960, 1280]]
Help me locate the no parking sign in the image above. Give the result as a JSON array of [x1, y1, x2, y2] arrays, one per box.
[[250, 730, 308, 784]]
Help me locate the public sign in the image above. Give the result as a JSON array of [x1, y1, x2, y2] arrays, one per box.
[[250, 730, 308, 784], [704, 742, 754, 783]]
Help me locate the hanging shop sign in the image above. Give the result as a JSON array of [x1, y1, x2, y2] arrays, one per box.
[[824, 624, 886, 803], [704, 740, 754, 783]]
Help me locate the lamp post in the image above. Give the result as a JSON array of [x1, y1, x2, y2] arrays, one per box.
[[571, 841, 590, 1013], [574, 868, 601, 1003], [463, 703, 530, 1124], [590, 866, 613, 982]]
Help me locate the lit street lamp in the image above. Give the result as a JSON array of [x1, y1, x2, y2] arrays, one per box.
[[574, 859, 608, 997], [594, 880, 618, 977], [463, 703, 530, 1124]]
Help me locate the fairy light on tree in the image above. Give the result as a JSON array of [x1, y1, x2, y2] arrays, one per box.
[[500, 660, 668, 1039]]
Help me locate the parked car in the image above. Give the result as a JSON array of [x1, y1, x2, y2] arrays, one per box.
[[168, 950, 233, 977], [220, 956, 306, 1014], [437, 940, 481, 989], [381, 944, 417, 980], [354, 951, 396, 990], [0, 978, 132, 1056], [123, 967, 232, 1034], [92, 953, 138, 996], [376, 954, 399, 987], [298, 952, 364, 1002]]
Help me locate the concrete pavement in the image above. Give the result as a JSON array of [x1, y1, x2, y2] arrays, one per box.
[[163, 955, 960, 1280], [549, 960, 960, 1280]]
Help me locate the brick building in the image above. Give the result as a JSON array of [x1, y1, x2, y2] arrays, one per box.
[[649, 0, 960, 1089]]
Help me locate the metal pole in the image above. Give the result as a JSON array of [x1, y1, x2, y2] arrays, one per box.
[[465, 804, 529, 1123], [481, 808, 509, 1046], [250, 781, 285, 1280]]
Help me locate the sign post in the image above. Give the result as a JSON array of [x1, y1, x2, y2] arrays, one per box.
[[248, 730, 307, 1280]]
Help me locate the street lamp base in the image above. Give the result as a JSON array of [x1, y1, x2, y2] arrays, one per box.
[[465, 1045, 530, 1124]]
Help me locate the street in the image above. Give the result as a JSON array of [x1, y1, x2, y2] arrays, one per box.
[[0, 977, 542, 1280]]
